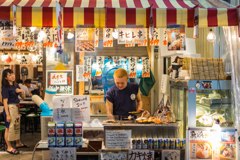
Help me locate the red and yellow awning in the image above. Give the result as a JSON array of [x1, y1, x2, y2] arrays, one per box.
[[0, 0, 238, 28]]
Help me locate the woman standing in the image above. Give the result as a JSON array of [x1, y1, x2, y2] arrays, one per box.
[[2, 69, 26, 155]]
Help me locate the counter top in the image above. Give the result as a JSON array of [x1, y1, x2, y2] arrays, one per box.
[[103, 122, 180, 128]]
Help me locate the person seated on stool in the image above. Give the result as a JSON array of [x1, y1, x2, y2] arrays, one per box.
[[106, 68, 143, 120]]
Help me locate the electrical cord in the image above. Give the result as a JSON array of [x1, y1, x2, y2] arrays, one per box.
[[32, 141, 41, 160]]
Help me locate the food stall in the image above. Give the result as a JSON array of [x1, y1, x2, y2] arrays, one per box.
[[0, 0, 239, 160]]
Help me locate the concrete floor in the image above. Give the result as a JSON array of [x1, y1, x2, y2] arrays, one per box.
[[0, 132, 42, 160]]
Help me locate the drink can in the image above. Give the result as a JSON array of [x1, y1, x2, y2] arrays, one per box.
[[132, 139, 136, 149], [164, 138, 170, 149], [153, 138, 158, 149], [142, 139, 148, 149]]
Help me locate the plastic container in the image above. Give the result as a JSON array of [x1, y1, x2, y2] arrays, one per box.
[[44, 88, 57, 109]]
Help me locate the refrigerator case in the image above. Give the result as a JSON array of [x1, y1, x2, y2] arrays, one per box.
[[188, 80, 234, 128]]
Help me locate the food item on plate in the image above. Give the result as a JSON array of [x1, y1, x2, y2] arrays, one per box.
[[220, 144, 235, 159], [103, 119, 117, 123], [196, 143, 212, 159]]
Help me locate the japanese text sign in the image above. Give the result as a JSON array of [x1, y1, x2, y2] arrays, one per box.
[[105, 130, 131, 149], [142, 57, 150, 78], [50, 73, 68, 85], [103, 28, 113, 47], [72, 95, 90, 122], [50, 147, 76, 160], [128, 57, 137, 78], [128, 150, 154, 160]]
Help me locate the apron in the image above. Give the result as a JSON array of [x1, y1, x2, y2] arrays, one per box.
[[8, 104, 20, 141]]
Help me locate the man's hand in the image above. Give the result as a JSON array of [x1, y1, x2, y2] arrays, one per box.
[[107, 114, 115, 120]]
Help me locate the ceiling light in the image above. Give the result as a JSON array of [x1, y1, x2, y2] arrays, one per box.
[[112, 29, 118, 39], [30, 27, 36, 32], [207, 29, 216, 43], [67, 31, 74, 39]]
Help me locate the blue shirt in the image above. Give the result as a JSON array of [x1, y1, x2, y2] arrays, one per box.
[[2, 84, 20, 104], [106, 83, 139, 116]]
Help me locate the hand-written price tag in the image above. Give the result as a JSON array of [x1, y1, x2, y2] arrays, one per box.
[[105, 130, 131, 149], [50, 73, 68, 85], [72, 95, 90, 122], [142, 57, 150, 78], [128, 150, 154, 160], [52, 96, 71, 109], [50, 147, 76, 160], [100, 151, 127, 160], [53, 108, 72, 122], [76, 65, 87, 82], [128, 57, 137, 78]]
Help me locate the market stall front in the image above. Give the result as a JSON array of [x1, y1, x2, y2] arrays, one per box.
[[0, 0, 239, 160]]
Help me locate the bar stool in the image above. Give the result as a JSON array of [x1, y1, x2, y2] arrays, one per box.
[[0, 125, 5, 151], [26, 113, 40, 134], [19, 108, 31, 133]]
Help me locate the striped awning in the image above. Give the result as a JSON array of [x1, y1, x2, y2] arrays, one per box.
[[0, 0, 234, 8], [0, 0, 238, 27]]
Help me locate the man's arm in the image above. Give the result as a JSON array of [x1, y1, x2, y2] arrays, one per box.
[[136, 90, 143, 112], [106, 99, 114, 120]]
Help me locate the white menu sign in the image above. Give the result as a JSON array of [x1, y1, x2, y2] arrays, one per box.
[[76, 65, 87, 82], [72, 95, 90, 122], [52, 96, 71, 108], [128, 150, 155, 160], [100, 151, 127, 160], [53, 108, 72, 122], [50, 73, 68, 85], [50, 147, 76, 160], [105, 130, 131, 149]]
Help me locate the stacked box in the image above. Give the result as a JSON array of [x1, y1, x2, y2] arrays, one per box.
[[48, 122, 56, 147], [65, 122, 74, 147], [74, 122, 83, 148], [56, 122, 65, 147], [186, 57, 226, 80]]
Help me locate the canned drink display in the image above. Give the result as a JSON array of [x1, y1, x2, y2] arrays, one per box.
[[164, 139, 170, 149], [142, 139, 148, 149], [132, 139, 137, 149], [136, 139, 142, 149], [153, 138, 158, 149], [147, 138, 153, 149]]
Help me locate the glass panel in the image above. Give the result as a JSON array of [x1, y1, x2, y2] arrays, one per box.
[[196, 90, 233, 127]]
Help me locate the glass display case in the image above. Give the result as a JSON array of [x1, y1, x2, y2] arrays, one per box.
[[188, 80, 234, 128]]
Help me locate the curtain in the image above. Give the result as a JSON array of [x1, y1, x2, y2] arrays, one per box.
[[222, 26, 240, 131]]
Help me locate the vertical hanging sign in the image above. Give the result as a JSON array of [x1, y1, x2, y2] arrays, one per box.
[[96, 56, 104, 76], [56, 0, 63, 53], [83, 56, 92, 79], [128, 57, 137, 78], [137, 28, 148, 46], [95, 28, 99, 48], [193, 5, 199, 38], [149, 28, 160, 46], [103, 28, 113, 47], [142, 57, 150, 78], [12, 5, 17, 37]]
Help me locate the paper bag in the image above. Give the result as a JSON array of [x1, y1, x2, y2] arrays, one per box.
[[8, 104, 20, 141]]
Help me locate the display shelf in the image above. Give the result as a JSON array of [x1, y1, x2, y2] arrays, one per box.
[[103, 122, 180, 128], [83, 127, 104, 131]]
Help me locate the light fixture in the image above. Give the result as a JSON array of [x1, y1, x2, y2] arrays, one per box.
[[30, 27, 36, 32], [37, 30, 47, 42], [112, 29, 118, 39], [67, 30, 74, 39], [207, 29, 216, 43]]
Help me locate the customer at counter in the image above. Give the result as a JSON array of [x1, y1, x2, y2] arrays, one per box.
[[106, 68, 143, 120]]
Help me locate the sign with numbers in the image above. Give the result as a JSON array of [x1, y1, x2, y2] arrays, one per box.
[[105, 130, 131, 149], [128, 57, 137, 78], [46, 70, 73, 95], [142, 57, 150, 78], [103, 28, 113, 47], [72, 95, 90, 122]]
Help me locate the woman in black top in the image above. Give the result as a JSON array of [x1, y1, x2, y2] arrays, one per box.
[[2, 69, 25, 155]]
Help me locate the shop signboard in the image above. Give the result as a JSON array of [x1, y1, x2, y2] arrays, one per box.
[[188, 128, 237, 160], [75, 28, 95, 52], [161, 150, 180, 160], [149, 28, 160, 46], [0, 30, 15, 49], [105, 130, 131, 149], [103, 28, 113, 47], [100, 151, 128, 160], [83, 56, 92, 79], [50, 147, 76, 160], [166, 25, 186, 51], [128, 57, 137, 78], [128, 150, 154, 160], [46, 70, 73, 95], [142, 57, 150, 78], [72, 95, 90, 122], [76, 65, 87, 82]]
